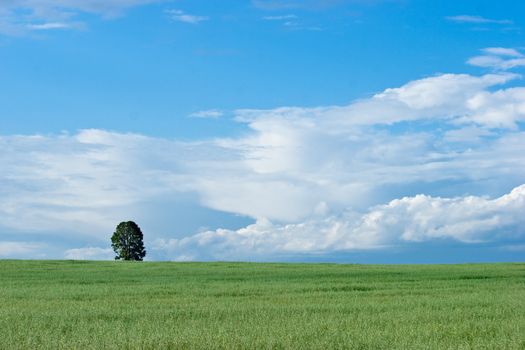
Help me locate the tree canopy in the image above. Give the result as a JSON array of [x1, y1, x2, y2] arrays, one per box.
[[111, 221, 146, 261]]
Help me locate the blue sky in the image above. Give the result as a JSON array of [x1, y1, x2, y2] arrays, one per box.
[[1, 0, 524, 262]]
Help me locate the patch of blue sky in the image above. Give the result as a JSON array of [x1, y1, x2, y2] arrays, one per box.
[[4, 0, 521, 138]]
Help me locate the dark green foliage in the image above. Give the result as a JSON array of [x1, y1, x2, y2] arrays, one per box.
[[111, 221, 146, 261]]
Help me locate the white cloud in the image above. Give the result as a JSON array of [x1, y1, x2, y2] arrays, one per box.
[[64, 247, 114, 260], [482, 47, 523, 58], [234, 72, 521, 129], [0, 129, 189, 237], [161, 72, 525, 221], [374, 73, 514, 110], [446, 15, 512, 25], [468, 48, 525, 71], [468, 60, 525, 71], [152, 184, 525, 260], [372, 184, 525, 243], [167, 10, 209, 24], [461, 87, 525, 127], [189, 109, 224, 119], [27, 22, 82, 31]]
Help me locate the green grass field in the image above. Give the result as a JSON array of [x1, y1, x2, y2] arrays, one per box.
[[0, 261, 523, 349]]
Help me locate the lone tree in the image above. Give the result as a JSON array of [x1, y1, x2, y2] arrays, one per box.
[[111, 221, 146, 261]]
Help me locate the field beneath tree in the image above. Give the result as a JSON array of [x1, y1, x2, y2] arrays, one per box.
[[0, 260, 523, 349]]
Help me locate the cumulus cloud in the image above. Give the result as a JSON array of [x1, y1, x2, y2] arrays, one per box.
[[153, 185, 525, 260]]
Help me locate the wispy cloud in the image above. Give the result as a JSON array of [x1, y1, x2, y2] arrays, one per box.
[[27, 22, 84, 31], [189, 109, 224, 119], [482, 47, 523, 57], [262, 14, 298, 20], [446, 15, 513, 25], [167, 9, 209, 24], [261, 13, 321, 31], [0, 0, 161, 35], [468, 47, 525, 70]]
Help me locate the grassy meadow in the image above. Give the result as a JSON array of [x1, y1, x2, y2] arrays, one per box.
[[0, 260, 523, 349]]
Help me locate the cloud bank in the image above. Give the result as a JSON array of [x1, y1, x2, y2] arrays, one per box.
[[153, 185, 525, 260], [2, 49, 525, 260]]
